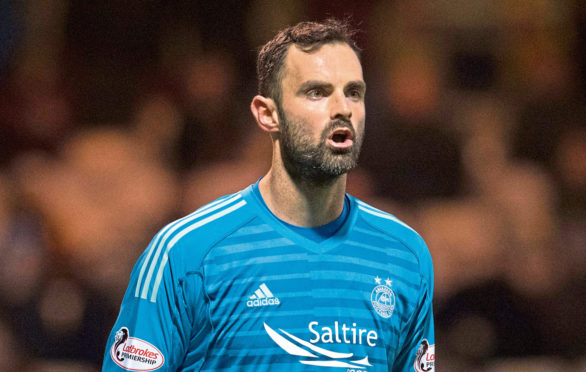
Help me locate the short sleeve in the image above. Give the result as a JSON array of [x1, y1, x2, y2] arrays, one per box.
[[391, 236, 436, 372], [102, 236, 210, 371]]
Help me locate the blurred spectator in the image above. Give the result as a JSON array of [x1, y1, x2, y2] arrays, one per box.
[[456, 97, 557, 288], [131, 94, 184, 168], [419, 200, 506, 301], [15, 127, 178, 300], [0, 167, 49, 310], [361, 41, 464, 202], [176, 51, 250, 170], [0, 201, 47, 307], [501, 0, 585, 173], [63, 0, 163, 123], [0, 0, 73, 164], [0, 0, 584, 369], [1, 124, 182, 366], [0, 65, 73, 163], [554, 125, 586, 279], [181, 129, 271, 214], [431, 94, 585, 366], [0, 312, 21, 370], [245, 0, 307, 51]]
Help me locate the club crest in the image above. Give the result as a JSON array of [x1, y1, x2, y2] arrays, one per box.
[[370, 276, 395, 319]]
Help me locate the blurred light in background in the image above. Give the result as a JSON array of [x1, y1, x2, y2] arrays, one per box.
[[0, 0, 584, 370]]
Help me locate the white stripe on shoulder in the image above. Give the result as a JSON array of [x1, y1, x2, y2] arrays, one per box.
[[194, 192, 237, 213], [167, 200, 247, 249], [134, 228, 166, 298], [357, 201, 415, 233], [149, 199, 247, 302], [135, 193, 243, 299]]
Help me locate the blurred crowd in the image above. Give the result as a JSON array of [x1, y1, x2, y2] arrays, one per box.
[[0, 1, 584, 371]]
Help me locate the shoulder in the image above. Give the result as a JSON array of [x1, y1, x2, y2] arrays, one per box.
[[165, 192, 255, 263], [143, 191, 255, 279], [130, 190, 257, 303], [350, 196, 433, 278]]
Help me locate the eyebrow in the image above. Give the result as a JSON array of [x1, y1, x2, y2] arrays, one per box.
[[297, 80, 366, 94], [346, 80, 367, 93], [297, 80, 331, 94]]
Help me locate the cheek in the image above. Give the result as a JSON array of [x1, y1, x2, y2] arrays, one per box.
[[289, 109, 325, 133], [284, 100, 324, 123], [354, 102, 366, 118], [357, 107, 366, 125], [302, 105, 330, 128], [354, 118, 366, 143], [353, 107, 366, 128]]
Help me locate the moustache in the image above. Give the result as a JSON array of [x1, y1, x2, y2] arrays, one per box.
[[322, 119, 356, 139]]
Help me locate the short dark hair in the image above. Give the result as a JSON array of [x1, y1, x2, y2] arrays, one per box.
[[256, 18, 360, 106]]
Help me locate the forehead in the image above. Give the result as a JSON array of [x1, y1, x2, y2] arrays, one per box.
[[282, 42, 364, 87]]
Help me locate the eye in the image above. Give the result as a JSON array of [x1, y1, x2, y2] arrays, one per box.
[[348, 88, 364, 100], [307, 89, 324, 99]]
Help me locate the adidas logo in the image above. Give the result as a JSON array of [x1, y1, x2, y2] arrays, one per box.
[[246, 283, 280, 308]]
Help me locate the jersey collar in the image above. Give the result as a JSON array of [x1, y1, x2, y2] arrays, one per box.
[[240, 183, 359, 254]]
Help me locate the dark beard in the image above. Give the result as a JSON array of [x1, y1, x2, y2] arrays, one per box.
[[278, 108, 363, 184]]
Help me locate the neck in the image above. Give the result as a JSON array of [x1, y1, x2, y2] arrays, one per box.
[[259, 163, 347, 227]]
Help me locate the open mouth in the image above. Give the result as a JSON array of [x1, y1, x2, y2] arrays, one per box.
[[328, 127, 354, 149]]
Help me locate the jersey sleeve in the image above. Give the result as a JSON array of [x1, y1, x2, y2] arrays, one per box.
[[391, 235, 436, 372], [102, 234, 211, 372]]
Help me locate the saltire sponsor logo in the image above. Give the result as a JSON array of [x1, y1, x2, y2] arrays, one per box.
[[247, 283, 280, 307], [110, 327, 164, 371], [264, 322, 373, 369], [414, 339, 435, 372]]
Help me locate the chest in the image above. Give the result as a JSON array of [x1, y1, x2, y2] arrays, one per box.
[[200, 244, 418, 371]]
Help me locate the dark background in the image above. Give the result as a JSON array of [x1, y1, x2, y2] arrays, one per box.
[[0, 1, 584, 371]]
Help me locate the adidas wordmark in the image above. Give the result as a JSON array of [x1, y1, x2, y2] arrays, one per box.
[[246, 283, 280, 307]]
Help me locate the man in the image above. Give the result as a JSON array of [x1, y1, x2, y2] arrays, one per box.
[[103, 19, 435, 372]]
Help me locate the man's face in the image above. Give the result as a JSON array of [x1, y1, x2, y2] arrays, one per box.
[[277, 42, 366, 182]]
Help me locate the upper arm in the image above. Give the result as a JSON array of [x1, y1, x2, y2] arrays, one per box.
[[391, 235, 435, 372], [102, 239, 211, 371]]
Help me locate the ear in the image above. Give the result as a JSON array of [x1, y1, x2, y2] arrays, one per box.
[[250, 95, 280, 133]]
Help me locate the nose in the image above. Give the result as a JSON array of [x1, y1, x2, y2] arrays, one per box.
[[330, 90, 352, 120]]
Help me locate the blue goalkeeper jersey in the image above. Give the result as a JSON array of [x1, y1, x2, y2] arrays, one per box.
[[103, 184, 435, 372]]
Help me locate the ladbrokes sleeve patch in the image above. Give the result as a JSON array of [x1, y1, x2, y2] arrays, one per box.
[[110, 327, 165, 371], [413, 339, 435, 372]]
